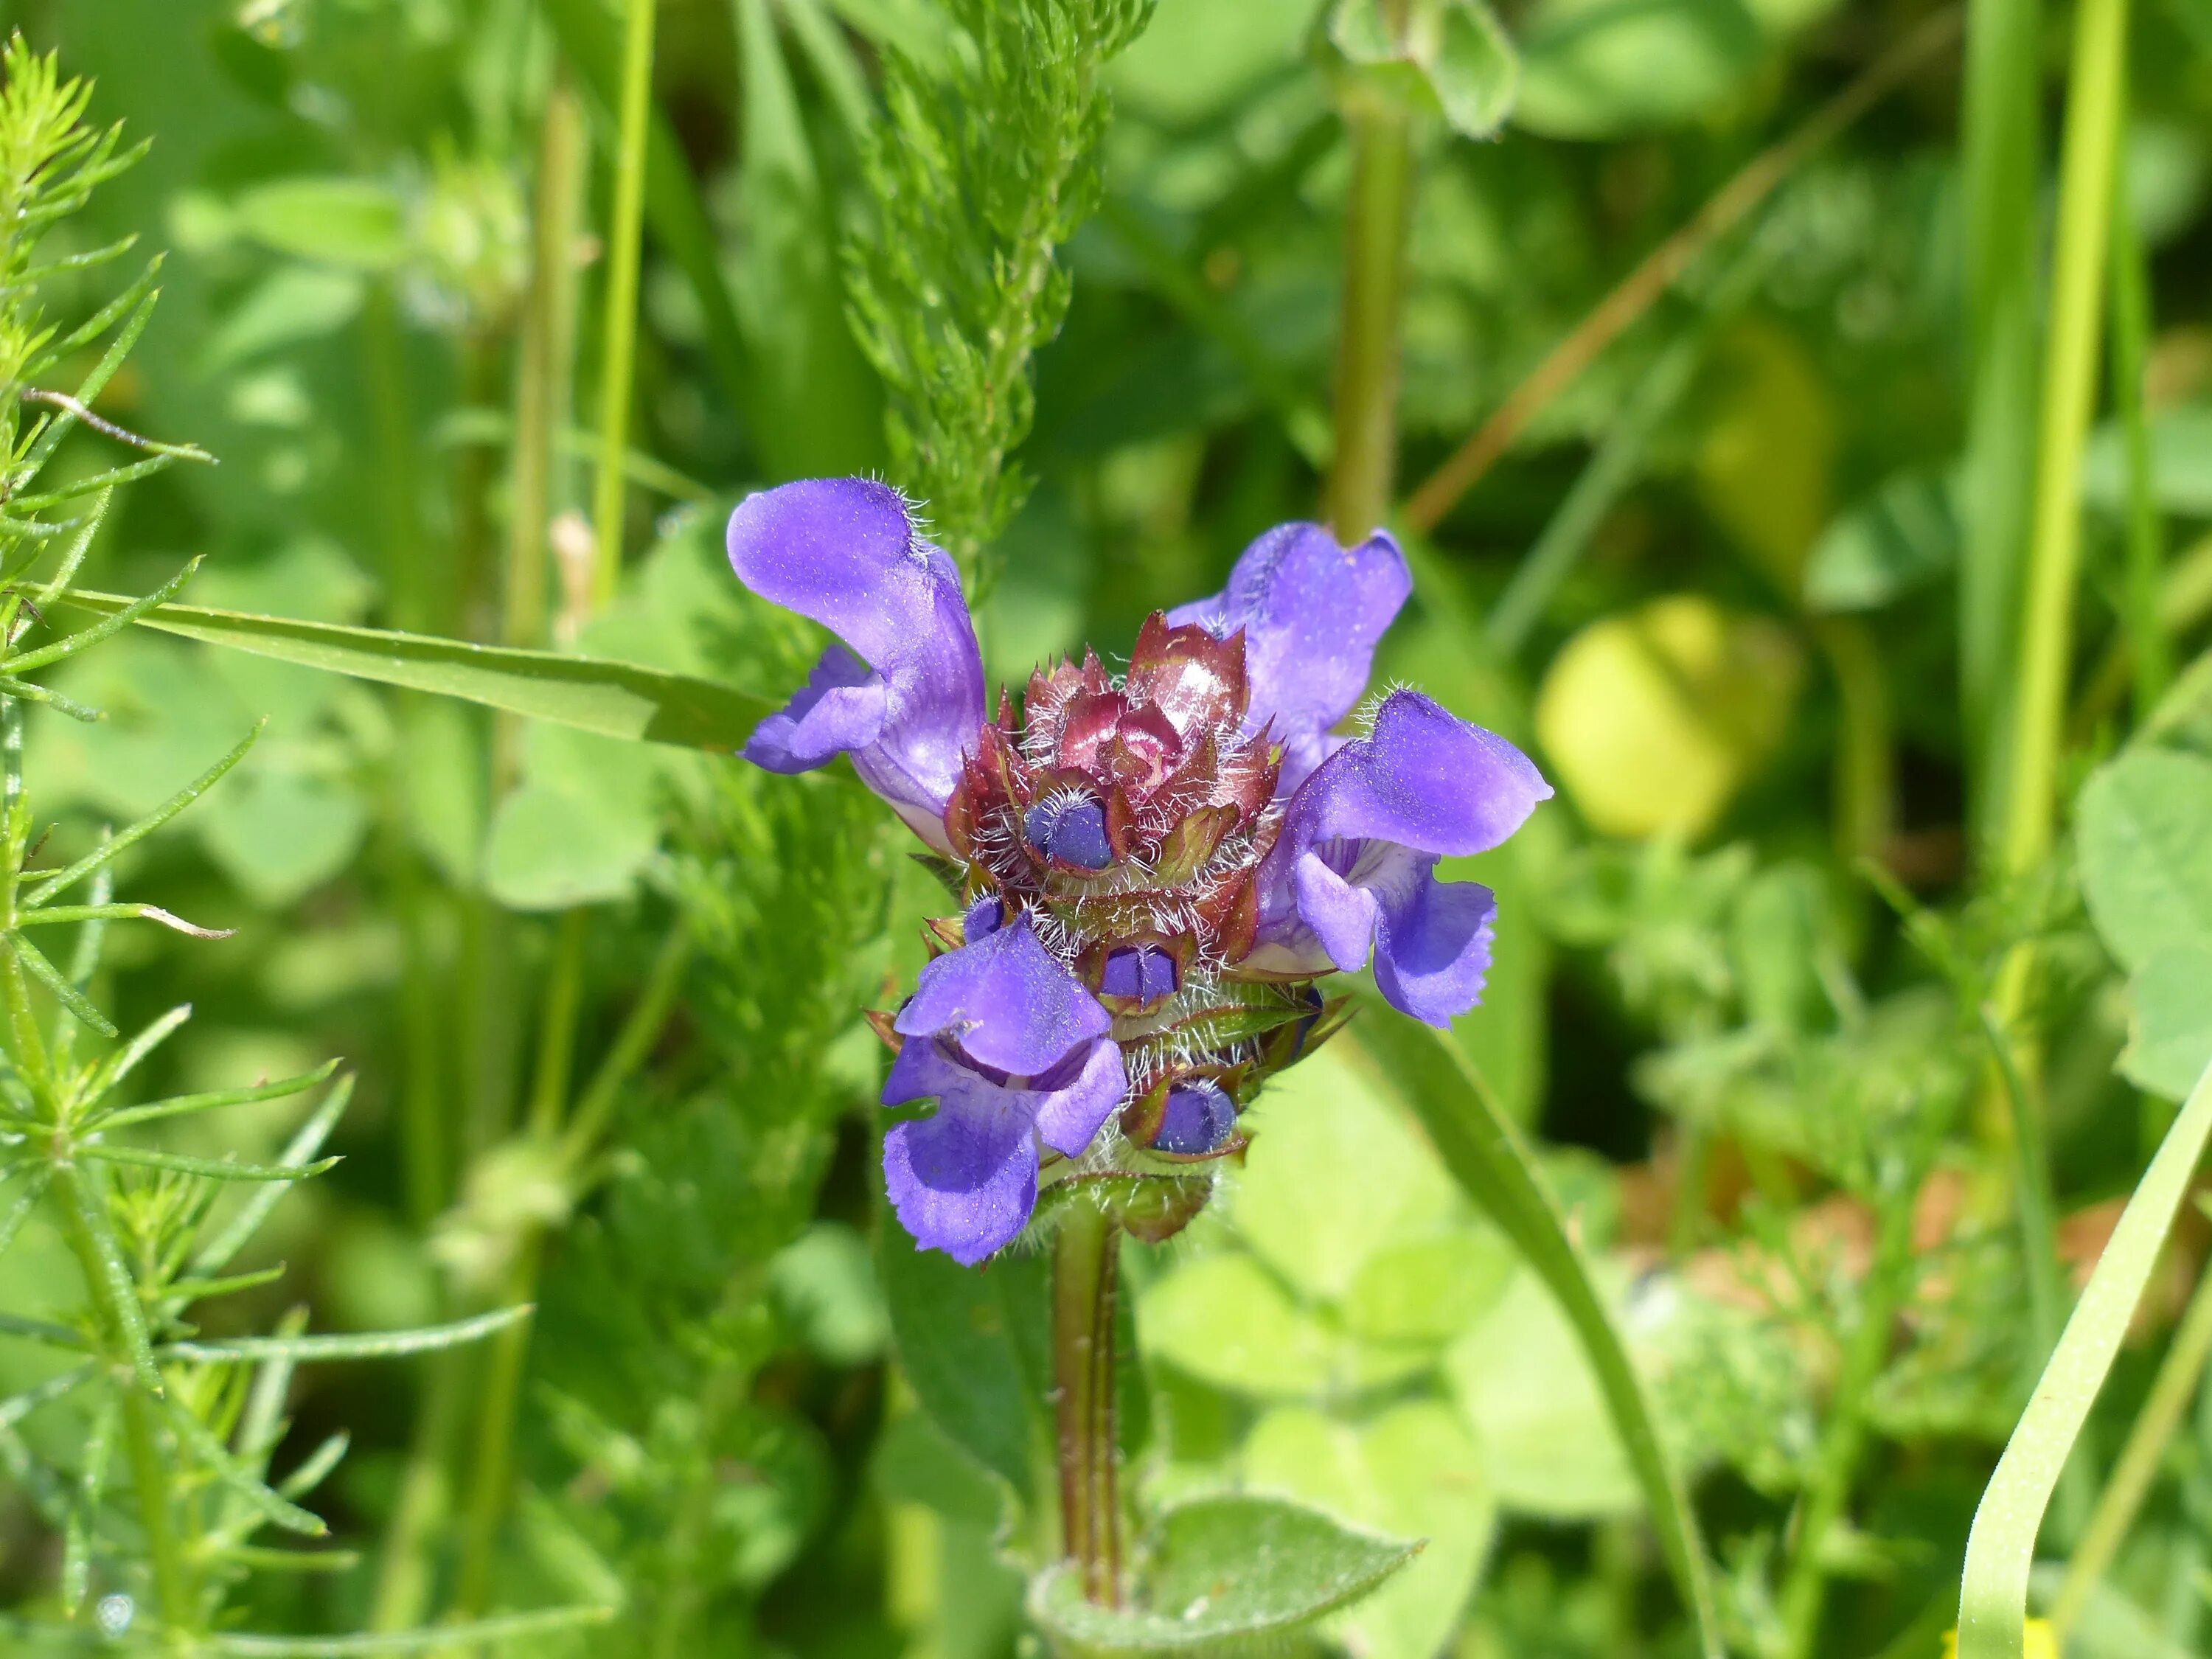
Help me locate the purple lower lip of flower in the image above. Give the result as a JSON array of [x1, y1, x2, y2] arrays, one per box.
[[1154, 1080, 1234, 1155], [964, 895, 1004, 942], [1101, 945, 1178, 1001], [1024, 796, 1112, 869]]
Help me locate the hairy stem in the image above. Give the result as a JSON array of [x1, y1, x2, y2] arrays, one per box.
[[1053, 1203, 1121, 1605]]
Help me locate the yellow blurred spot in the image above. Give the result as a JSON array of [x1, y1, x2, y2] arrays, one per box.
[[1940, 1620, 2058, 1659], [1533, 594, 1805, 840]]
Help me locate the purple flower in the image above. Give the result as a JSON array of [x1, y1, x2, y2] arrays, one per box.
[[729, 479, 1550, 1262], [883, 914, 1127, 1264]]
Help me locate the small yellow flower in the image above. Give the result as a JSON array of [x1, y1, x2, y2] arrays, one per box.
[[1940, 1621, 2058, 1659]]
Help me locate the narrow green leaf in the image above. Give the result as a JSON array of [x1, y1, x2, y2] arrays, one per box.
[[0, 1309, 88, 1348], [1958, 1054, 2212, 1657], [203, 1605, 616, 1655], [10, 933, 115, 1037], [147, 1265, 286, 1306], [159, 1304, 532, 1365], [165, 1396, 327, 1537], [21, 282, 158, 479], [88, 1004, 191, 1102], [60, 1395, 113, 1614], [0, 1168, 50, 1260], [216, 1544, 362, 1575], [27, 724, 261, 905], [274, 1429, 349, 1500], [15, 902, 232, 939], [1029, 1495, 1417, 1652], [0, 675, 104, 723], [52, 593, 774, 751], [190, 1075, 352, 1276], [82, 1144, 338, 1183], [1349, 1018, 1723, 1659], [0, 1360, 94, 1429], [9, 451, 198, 512], [7, 555, 203, 674], [55, 1165, 163, 1394], [93, 1059, 341, 1133]]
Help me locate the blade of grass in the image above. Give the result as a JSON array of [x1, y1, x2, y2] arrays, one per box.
[[1958, 1054, 2212, 1658], [2050, 1249, 2212, 1640], [49, 595, 774, 751], [588, 0, 658, 605], [159, 1306, 534, 1365], [91, 1060, 341, 1133], [80, 1145, 340, 1183], [2107, 116, 2168, 723], [1349, 1015, 1723, 1659]]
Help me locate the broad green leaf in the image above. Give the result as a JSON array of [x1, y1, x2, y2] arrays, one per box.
[[483, 726, 662, 911], [199, 264, 365, 375], [1329, 0, 1519, 140], [232, 177, 408, 270], [1231, 1044, 1461, 1304], [1111, 0, 1321, 124], [199, 765, 370, 908], [872, 1408, 1004, 1527], [53, 592, 775, 752], [1342, 1226, 1514, 1347], [1445, 1268, 1638, 1517], [1513, 0, 1766, 140], [771, 1222, 891, 1368], [2076, 748, 2212, 971], [1138, 1253, 1340, 1399], [1029, 1495, 1417, 1653], [2118, 945, 2212, 1101], [1804, 466, 1962, 612], [1244, 1402, 1496, 1659], [875, 1204, 1050, 1495], [2082, 406, 2212, 517], [1348, 1017, 1722, 1658]]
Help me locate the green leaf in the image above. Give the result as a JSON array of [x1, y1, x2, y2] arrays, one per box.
[[80, 1144, 338, 1183], [1959, 1056, 2212, 1657], [52, 592, 775, 751], [1138, 1252, 1341, 1399], [2118, 945, 2212, 1101], [1028, 1495, 1418, 1653], [1347, 1017, 1723, 1659], [1802, 466, 1962, 612], [203, 1606, 615, 1655], [1329, 0, 1520, 139], [1512, 0, 1766, 140], [875, 1203, 1051, 1495], [159, 1304, 532, 1365], [2076, 748, 2212, 972], [231, 176, 408, 270], [1243, 1402, 1496, 1659], [482, 726, 662, 911]]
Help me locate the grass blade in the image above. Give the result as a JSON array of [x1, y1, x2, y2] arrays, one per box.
[[159, 1305, 533, 1365], [189, 1075, 353, 1276], [26, 724, 260, 905], [1348, 1015, 1723, 1659], [204, 1605, 616, 1655], [1958, 1054, 2212, 1657], [80, 1144, 338, 1183], [50, 593, 773, 751], [93, 1059, 342, 1133]]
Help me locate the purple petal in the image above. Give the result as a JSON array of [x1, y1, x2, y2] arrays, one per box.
[[882, 1051, 1037, 1265], [1101, 945, 1178, 1001], [963, 895, 1004, 942], [1169, 523, 1410, 793], [743, 644, 886, 773], [1251, 691, 1548, 1026], [881, 1034, 1127, 1262], [729, 478, 985, 848], [1155, 1081, 1235, 1155], [894, 911, 1110, 1077]]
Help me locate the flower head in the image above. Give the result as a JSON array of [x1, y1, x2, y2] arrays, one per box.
[[730, 477, 1551, 1262]]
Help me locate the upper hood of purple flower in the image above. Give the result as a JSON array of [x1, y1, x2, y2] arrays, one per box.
[[729, 478, 985, 849]]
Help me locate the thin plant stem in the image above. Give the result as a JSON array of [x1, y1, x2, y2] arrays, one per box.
[[1324, 0, 1415, 543], [1996, 0, 2130, 880], [2049, 1259, 2212, 1641], [1958, 0, 2045, 833], [1958, 1054, 2212, 1659], [1052, 1203, 1121, 1606], [1775, 1134, 1928, 1658], [1402, 8, 1960, 533], [588, 0, 659, 607], [2107, 113, 2169, 723], [1982, 1006, 2067, 1369]]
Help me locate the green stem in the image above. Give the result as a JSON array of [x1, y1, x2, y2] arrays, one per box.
[[2050, 1259, 2212, 1640], [588, 0, 659, 608], [367, 1348, 465, 1632], [1958, 0, 2045, 838], [2107, 113, 2168, 724], [52, 1158, 192, 1639], [1776, 1142, 1927, 1657], [1997, 0, 2129, 880], [1982, 1006, 2067, 1371], [1324, 9, 1415, 544], [1052, 1203, 1122, 1606], [1958, 1054, 2212, 1659]]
